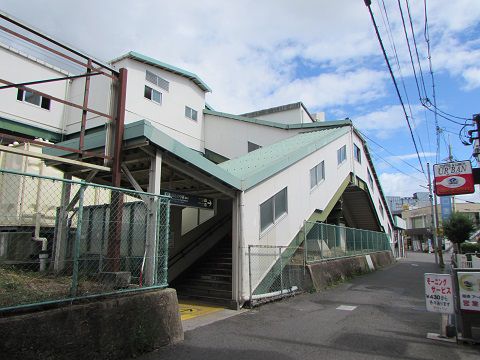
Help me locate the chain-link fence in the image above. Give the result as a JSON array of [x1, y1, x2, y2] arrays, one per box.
[[305, 221, 391, 263], [248, 222, 391, 304], [0, 168, 170, 312], [248, 245, 308, 306]]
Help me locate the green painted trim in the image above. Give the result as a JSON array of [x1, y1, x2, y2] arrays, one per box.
[[0, 116, 62, 142], [310, 174, 353, 223], [205, 109, 351, 130], [45, 120, 242, 190], [112, 51, 211, 92]]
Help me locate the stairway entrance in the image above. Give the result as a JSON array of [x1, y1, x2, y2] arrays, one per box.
[[173, 236, 232, 307]]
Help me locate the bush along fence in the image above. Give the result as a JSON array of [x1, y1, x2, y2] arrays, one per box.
[[248, 221, 391, 305], [0, 168, 170, 313]]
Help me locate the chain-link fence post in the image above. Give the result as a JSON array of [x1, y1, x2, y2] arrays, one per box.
[[70, 184, 85, 297], [279, 247, 283, 295], [248, 245, 253, 306]]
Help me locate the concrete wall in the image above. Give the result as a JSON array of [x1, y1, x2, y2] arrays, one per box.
[[0, 44, 68, 134], [0, 288, 183, 360], [204, 112, 301, 160], [112, 58, 206, 152], [307, 251, 395, 290]]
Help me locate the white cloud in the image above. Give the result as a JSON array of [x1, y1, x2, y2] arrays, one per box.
[[391, 152, 436, 161], [379, 172, 426, 197]]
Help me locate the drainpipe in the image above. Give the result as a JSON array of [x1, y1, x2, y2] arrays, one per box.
[[238, 191, 245, 306]]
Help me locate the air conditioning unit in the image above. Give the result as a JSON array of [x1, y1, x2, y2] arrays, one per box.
[[0, 232, 37, 262]]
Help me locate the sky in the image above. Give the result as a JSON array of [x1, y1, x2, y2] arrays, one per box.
[[1, 0, 480, 202]]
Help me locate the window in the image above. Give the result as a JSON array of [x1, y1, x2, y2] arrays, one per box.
[[144, 85, 162, 104], [248, 141, 262, 152], [185, 106, 198, 121], [379, 200, 384, 218], [367, 168, 374, 192], [17, 89, 50, 110], [354, 144, 361, 163], [260, 187, 288, 232], [310, 161, 325, 189], [337, 145, 347, 165], [145, 70, 169, 91]]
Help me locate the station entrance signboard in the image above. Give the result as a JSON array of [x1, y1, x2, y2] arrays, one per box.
[[433, 160, 475, 196]]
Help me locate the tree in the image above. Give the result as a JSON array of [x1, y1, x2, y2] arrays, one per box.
[[443, 212, 475, 254]]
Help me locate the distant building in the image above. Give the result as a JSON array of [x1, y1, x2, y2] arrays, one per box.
[[386, 192, 430, 216], [401, 202, 480, 251]]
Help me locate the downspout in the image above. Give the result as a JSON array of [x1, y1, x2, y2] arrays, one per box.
[[238, 191, 246, 305]]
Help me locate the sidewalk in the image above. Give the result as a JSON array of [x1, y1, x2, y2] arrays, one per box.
[[140, 253, 479, 360]]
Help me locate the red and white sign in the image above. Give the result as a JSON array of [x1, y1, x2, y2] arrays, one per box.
[[425, 273, 454, 314], [433, 160, 475, 196]]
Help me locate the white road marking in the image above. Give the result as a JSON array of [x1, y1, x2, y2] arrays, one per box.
[[336, 305, 357, 311]]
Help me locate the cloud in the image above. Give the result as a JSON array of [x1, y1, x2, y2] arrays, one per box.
[[379, 172, 426, 197], [391, 152, 436, 160]]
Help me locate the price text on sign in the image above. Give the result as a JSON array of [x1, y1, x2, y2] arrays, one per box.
[[433, 160, 474, 196], [457, 272, 480, 312], [424, 273, 454, 314]]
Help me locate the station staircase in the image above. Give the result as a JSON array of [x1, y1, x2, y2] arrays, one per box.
[[173, 235, 232, 306]]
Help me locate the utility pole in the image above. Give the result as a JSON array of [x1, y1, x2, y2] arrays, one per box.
[[427, 163, 438, 265]]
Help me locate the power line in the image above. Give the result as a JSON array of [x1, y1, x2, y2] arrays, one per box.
[[364, 0, 426, 175], [369, 152, 426, 183], [360, 130, 425, 175]]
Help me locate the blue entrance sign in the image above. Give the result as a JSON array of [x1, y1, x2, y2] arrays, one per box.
[[440, 196, 452, 222]]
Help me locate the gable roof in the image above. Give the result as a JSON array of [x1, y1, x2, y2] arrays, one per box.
[[204, 109, 351, 130], [220, 126, 350, 190], [111, 51, 211, 92]]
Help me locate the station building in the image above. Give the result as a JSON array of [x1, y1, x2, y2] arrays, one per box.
[[0, 41, 395, 307]]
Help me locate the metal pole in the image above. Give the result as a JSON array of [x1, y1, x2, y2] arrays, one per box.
[[434, 193, 445, 267], [320, 224, 324, 259], [70, 185, 85, 297], [427, 163, 439, 265], [303, 221, 307, 276], [279, 247, 283, 295], [248, 245, 253, 306]]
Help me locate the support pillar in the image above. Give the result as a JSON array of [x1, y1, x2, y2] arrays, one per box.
[[144, 150, 162, 286], [53, 174, 72, 271]]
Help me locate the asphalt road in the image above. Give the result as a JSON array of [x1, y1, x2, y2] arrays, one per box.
[[141, 252, 480, 360]]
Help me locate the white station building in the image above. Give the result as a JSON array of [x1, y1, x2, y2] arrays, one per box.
[[0, 40, 395, 307]]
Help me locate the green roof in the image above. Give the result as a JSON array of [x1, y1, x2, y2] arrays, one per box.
[[220, 126, 350, 190], [111, 51, 211, 92], [44, 120, 241, 189], [204, 109, 351, 130]]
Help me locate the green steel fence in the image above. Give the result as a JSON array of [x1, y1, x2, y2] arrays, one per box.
[[0, 168, 170, 312], [304, 221, 391, 263], [248, 222, 391, 304]]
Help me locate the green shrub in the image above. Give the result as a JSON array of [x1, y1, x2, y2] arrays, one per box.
[[461, 242, 480, 254]]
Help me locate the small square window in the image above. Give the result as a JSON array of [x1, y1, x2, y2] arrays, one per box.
[[185, 106, 198, 121], [354, 144, 361, 163], [144, 85, 161, 104], [337, 145, 347, 165], [24, 91, 41, 106], [16, 89, 51, 110]]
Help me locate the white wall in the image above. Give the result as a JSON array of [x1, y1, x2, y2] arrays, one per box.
[[0, 44, 68, 134], [252, 107, 313, 125], [205, 113, 307, 159], [112, 58, 206, 152], [65, 73, 112, 134]]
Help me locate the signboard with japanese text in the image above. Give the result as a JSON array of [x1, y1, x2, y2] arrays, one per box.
[[424, 273, 454, 314], [160, 190, 214, 209], [433, 160, 475, 196], [458, 272, 480, 312]]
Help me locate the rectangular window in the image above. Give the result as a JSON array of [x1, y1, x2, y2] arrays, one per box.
[[185, 106, 198, 121], [367, 168, 374, 191], [144, 85, 162, 104], [337, 145, 347, 165], [379, 200, 384, 218], [260, 187, 288, 232], [145, 70, 169, 91], [310, 161, 325, 189], [248, 141, 262, 152], [17, 89, 51, 110], [354, 144, 361, 163]]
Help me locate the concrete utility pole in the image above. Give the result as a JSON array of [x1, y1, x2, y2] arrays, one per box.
[[427, 163, 438, 265]]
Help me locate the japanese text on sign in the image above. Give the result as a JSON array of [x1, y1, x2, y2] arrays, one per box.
[[458, 272, 480, 312], [424, 273, 454, 314]]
